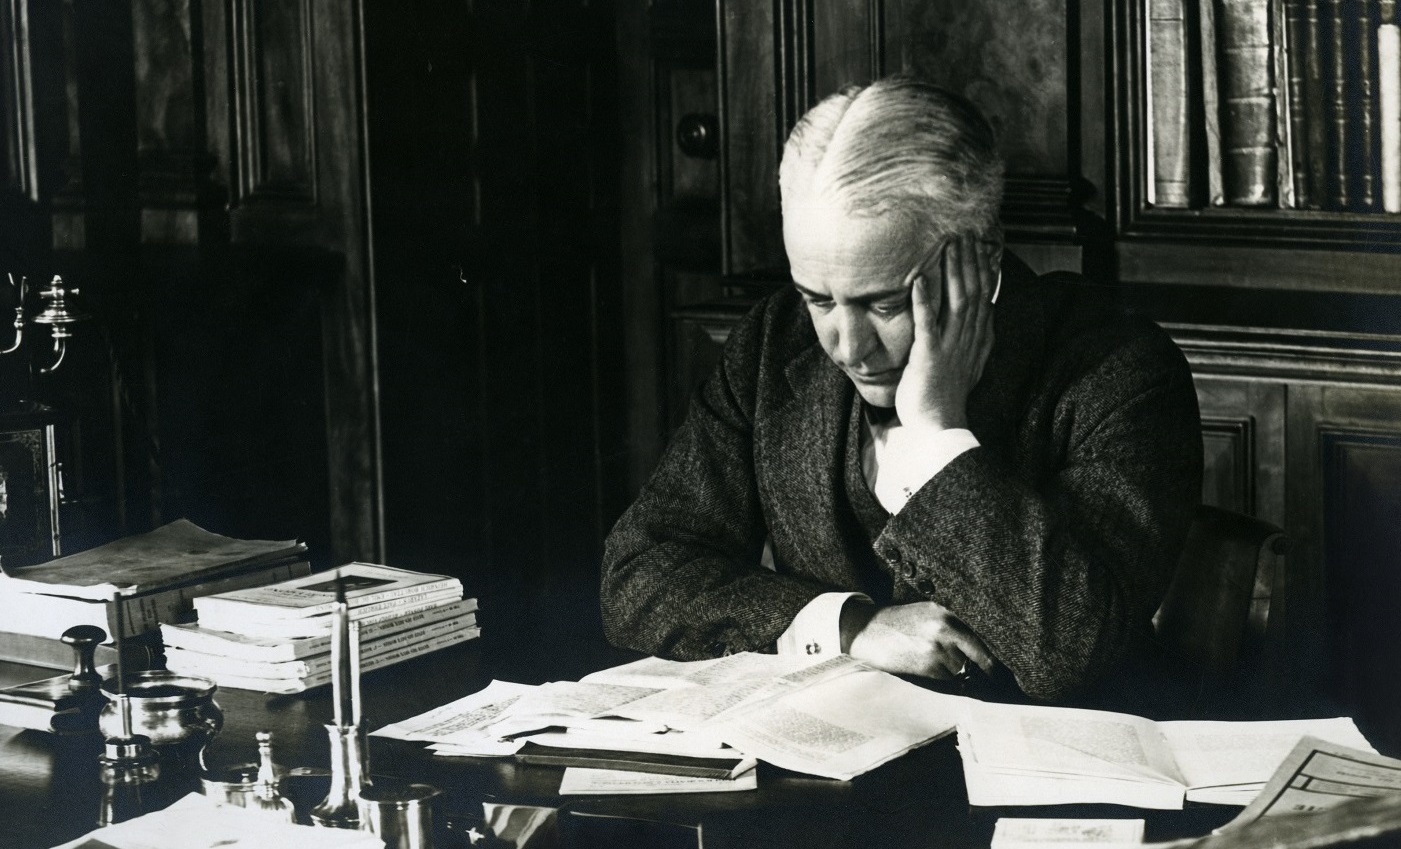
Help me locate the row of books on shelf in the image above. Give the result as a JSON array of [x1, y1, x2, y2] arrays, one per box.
[[0, 520, 480, 697], [1148, 0, 1401, 212]]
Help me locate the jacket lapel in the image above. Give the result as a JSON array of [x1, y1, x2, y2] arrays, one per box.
[[967, 254, 1046, 454], [756, 344, 866, 587]]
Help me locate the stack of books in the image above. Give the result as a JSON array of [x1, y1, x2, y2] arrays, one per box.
[[162, 562, 479, 693], [0, 520, 309, 669]]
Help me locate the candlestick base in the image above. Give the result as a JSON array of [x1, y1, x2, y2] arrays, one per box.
[[310, 723, 368, 829]]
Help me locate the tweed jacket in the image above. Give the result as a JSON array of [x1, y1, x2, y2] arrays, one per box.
[[601, 254, 1203, 702]]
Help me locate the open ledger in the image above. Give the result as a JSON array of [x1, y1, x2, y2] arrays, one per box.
[[959, 701, 1375, 810]]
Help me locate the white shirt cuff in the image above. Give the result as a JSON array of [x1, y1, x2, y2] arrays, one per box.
[[873, 427, 980, 514], [776, 591, 871, 658]]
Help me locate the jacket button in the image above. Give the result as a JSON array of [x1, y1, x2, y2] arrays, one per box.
[[888, 547, 903, 566], [916, 578, 935, 595], [709, 641, 728, 658]]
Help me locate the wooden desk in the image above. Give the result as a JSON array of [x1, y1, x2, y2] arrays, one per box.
[[0, 640, 1237, 849]]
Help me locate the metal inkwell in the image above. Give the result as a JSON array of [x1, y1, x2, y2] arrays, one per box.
[[98, 671, 224, 766]]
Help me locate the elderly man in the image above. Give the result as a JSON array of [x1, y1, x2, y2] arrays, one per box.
[[601, 77, 1202, 705]]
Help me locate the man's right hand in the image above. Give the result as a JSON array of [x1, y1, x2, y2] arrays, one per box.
[[844, 600, 997, 680]]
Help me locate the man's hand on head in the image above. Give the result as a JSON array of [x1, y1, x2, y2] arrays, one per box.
[[894, 234, 999, 432], [842, 599, 997, 680]]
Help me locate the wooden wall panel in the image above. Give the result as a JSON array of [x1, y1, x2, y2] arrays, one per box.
[[231, 0, 316, 204], [1200, 416, 1254, 515], [810, 0, 885, 95], [1322, 432, 1401, 751], [1302, 389, 1401, 751], [717, 0, 782, 275], [1193, 377, 1287, 526], [893, 0, 1068, 174]]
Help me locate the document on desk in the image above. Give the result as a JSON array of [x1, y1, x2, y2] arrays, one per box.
[[702, 665, 969, 780], [49, 793, 381, 849], [371, 678, 535, 754], [959, 702, 1376, 809], [1222, 737, 1401, 828], [375, 653, 963, 781], [559, 766, 758, 795], [580, 651, 830, 689]]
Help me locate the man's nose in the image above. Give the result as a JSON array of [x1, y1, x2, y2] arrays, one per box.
[[828, 306, 875, 367]]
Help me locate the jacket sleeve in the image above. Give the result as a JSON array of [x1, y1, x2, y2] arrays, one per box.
[[600, 299, 836, 660], [875, 326, 1203, 701]]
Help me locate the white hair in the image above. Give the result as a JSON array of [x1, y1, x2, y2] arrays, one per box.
[[779, 76, 1005, 242]]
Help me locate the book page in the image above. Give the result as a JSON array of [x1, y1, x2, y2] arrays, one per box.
[[371, 679, 535, 741], [559, 766, 757, 795], [964, 701, 1184, 785], [1225, 737, 1401, 828], [580, 651, 828, 689], [523, 727, 735, 759], [1160, 717, 1374, 790], [0, 519, 304, 598], [607, 679, 773, 730], [502, 681, 660, 720], [703, 668, 967, 780]]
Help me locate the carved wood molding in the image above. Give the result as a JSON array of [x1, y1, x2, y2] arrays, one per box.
[[1199, 414, 1256, 515], [229, 0, 317, 207], [1, 0, 38, 202], [1168, 322, 1401, 385]]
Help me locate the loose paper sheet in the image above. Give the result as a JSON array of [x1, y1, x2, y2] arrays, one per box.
[[371, 679, 535, 741], [49, 793, 381, 849], [1224, 737, 1401, 828], [559, 766, 758, 795]]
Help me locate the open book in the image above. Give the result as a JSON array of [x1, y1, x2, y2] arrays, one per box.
[[374, 653, 968, 781], [959, 701, 1375, 810]]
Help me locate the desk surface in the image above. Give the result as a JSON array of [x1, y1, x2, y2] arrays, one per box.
[[0, 639, 1238, 849]]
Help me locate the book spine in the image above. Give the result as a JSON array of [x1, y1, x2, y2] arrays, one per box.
[[1219, 0, 1281, 205], [0, 629, 159, 672], [195, 575, 460, 621], [166, 614, 478, 679], [514, 745, 746, 780], [1275, 0, 1299, 205], [1201, 0, 1227, 205], [1328, 0, 1352, 206], [162, 600, 477, 662], [195, 586, 465, 636], [180, 626, 479, 693], [1300, 0, 1331, 205], [1382, 23, 1401, 210], [123, 561, 313, 638], [1149, 0, 1194, 206], [1283, 0, 1312, 205], [1360, 0, 1379, 207]]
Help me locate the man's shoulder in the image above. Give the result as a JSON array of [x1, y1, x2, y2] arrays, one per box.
[[725, 285, 819, 367], [1020, 266, 1186, 375]]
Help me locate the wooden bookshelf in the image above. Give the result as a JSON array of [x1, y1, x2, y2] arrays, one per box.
[[1114, 0, 1401, 287]]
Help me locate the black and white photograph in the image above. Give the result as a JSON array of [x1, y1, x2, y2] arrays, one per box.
[[1, 2, 1399, 847]]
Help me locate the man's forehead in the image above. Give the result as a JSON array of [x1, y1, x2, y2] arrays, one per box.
[[783, 201, 933, 287]]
